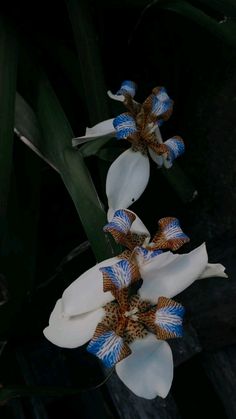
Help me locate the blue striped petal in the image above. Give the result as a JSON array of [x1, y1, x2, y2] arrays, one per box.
[[116, 80, 137, 97], [164, 136, 185, 165], [154, 87, 170, 102], [135, 246, 163, 263], [104, 209, 135, 236], [100, 259, 139, 292], [151, 96, 173, 118], [153, 217, 190, 251], [155, 297, 185, 339], [87, 326, 131, 368], [113, 113, 137, 140]]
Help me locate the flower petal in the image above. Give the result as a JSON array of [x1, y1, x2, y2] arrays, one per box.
[[198, 263, 228, 279], [107, 80, 137, 102], [87, 323, 131, 368], [43, 299, 105, 348], [106, 148, 150, 212], [154, 297, 185, 339], [100, 259, 140, 293], [139, 243, 208, 302], [152, 217, 190, 251], [72, 118, 115, 146], [62, 257, 120, 316], [116, 334, 173, 399], [113, 113, 138, 140], [134, 246, 163, 265], [163, 136, 185, 169]]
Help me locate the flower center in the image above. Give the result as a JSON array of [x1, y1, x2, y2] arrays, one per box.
[[124, 307, 139, 321]]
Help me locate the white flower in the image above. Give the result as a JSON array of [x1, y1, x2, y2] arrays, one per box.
[[73, 81, 185, 220], [44, 210, 227, 399]]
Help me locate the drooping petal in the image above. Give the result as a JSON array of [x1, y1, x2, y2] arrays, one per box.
[[100, 258, 140, 293], [62, 257, 120, 316], [106, 148, 150, 213], [139, 297, 185, 340], [139, 243, 208, 302], [163, 136, 185, 168], [152, 217, 190, 251], [116, 334, 173, 399], [87, 323, 131, 368], [72, 118, 115, 146], [43, 299, 105, 348], [113, 113, 138, 140], [198, 263, 228, 279]]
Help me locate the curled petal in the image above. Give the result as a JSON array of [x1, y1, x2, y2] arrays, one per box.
[[163, 136, 185, 168], [72, 118, 115, 146], [43, 299, 105, 348], [87, 323, 131, 368], [104, 209, 136, 247], [116, 334, 173, 399], [106, 148, 150, 213], [100, 259, 140, 293], [139, 243, 208, 302], [107, 80, 137, 103], [113, 113, 138, 140], [62, 257, 120, 316], [198, 263, 228, 279], [152, 217, 190, 251]]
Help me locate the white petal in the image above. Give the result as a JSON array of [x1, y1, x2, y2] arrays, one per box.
[[139, 243, 208, 302], [198, 263, 228, 279], [62, 257, 119, 316], [116, 334, 173, 399], [148, 147, 164, 167], [107, 90, 125, 102], [43, 299, 105, 348], [106, 149, 150, 213], [72, 118, 115, 146]]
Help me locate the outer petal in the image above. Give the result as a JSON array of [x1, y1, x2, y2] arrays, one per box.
[[116, 334, 173, 399], [72, 118, 115, 146], [62, 257, 120, 316], [43, 299, 105, 348], [198, 263, 228, 279], [139, 243, 208, 301], [106, 149, 150, 213]]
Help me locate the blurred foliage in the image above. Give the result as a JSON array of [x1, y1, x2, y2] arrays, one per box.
[[0, 0, 235, 415]]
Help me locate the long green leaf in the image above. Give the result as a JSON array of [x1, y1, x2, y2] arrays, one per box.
[[66, 0, 109, 125], [18, 50, 118, 260], [0, 18, 18, 238]]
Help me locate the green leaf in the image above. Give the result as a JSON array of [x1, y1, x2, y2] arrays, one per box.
[[155, 0, 236, 47], [0, 18, 18, 237], [66, 0, 109, 125], [18, 50, 118, 261]]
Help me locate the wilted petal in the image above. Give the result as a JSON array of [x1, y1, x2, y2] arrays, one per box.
[[106, 148, 150, 213], [163, 136, 185, 169], [116, 334, 173, 399], [152, 217, 190, 251], [139, 243, 208, 302], [113, 113, 138, 140], [87, 324, 131, 368], [43, 299, 105, 348], [62, 257, 119, 316], [72, 118, 115, 146], [198, 263, 228, 279]]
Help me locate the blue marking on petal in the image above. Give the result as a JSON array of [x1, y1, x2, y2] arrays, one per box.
[[165, 137, 185, 163], [116, 80, 136, 97], [100, 259, 133, 289], [104, 209, 134, 235], [135, 246, 163, 262], [162, 218, 188, 241], [87, 330, 126, 368], [156, 303, 185, 338], [151, 97, 173, 118], [113, 113, 137, 140], [155, 87, 170, 102]]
